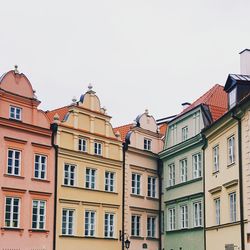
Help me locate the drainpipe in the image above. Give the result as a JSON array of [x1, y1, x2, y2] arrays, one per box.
[[157, 159, 163, 250], [51, 123, 58, 250], [232, 113, 245, 250]]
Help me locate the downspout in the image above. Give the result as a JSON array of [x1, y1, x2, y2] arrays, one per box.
[[232, 113, 245, 250], [51, 123, 58, 250], [157, 159, 163, 250]]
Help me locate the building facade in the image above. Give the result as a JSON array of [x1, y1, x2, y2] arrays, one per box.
[[115, 110, 164, 250], [47, 85, 123, 250], [0, 69, 55, 250], [159, 85, 227, 250]]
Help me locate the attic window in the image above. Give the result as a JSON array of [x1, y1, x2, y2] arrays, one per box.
[[144, 138, 152, 151], [9, 106, 22, 121], [229, 88, 236, 109]]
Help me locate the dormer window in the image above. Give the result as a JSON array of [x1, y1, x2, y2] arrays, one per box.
[[182, 126, 188, 141], [229, 88, 236, 109], [9, 106, 21, 121], [144, 138, 152, 151]]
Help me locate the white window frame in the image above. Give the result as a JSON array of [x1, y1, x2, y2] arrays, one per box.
[[34, 154, 47, 180], [229, 87, 236, 109], [192, 153, 202, 179], [5, 197, 20, 228], [168, 163, 175, 187], [182, 126, 188, 141], [180, 159, 187, 183], [94, 142, 102, 156], [105, 171, 115, 192], [131, 215, 140, 236], [64, 164, 76, 186], [215, 198, 220, 225], [147, 216, 156, 238], [180, 205, 188, 229], [229, 192, 237, 222], [78, 138, 87, 152], [168, 208, 176, 231], [86, 168, 96, 189], [148, 176, 157, 198], [144, 138, 152, 151], [193, 202, 202, 227], [228, 136, 235, 165], [9, 106, 22, 120], [62, 209, 74, 235], [131, 173, 141, 195], [7, 149, 21, 176], [32, 200, 46, 230], [104, 213, 115, 238], [85, 210, 96, 236], [213, 145, 219, 172]]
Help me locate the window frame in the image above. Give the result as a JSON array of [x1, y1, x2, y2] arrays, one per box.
[[94, 142, 102, 156], [62, 208, 75, 235], [34, 154, 47, 180], [168, 207, 176, 231], [131, 173, 141, 195], [147, 176, 157, 198], [7, 149, 21, 176], [213, 145, 219, 173], [85, 168, 96, 189], [104, 212, 115, 238], [192, 153, 202, 179], [228, 135, 235, 165], [63, 164, 76, 186], [180, 205, 188, 229], [32, 200, 46, 230], [85, 210, 96, 237], [147, 216, 156, 238], [180, 158, 188, 183], [168, 163, 175, 187], [78, 138, 87, 152], [5, 197, 20, 228], [105, 171, 115, 192], [131, 215, 140, 236], [229, 192, 237, 222], [181, 126, 188, 141], [193, 202, 202, 227], [9, 106, 22, 121], [144, 138, 152, 151], [214, 198, 220, 225]]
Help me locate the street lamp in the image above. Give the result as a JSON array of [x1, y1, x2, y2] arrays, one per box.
[[124, 238, 130, 250], [119, 230, 131, 250]]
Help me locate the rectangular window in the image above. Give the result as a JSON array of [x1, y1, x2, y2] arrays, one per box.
[[78, 138, 87, 152], [168, 163, 175, 187], [147, 216, 156, 238], [34, 154, 47, 179], [148, 176, 156, 198], [182, 126, 188, 141], [105, 171, 115, 192], [168, 208, 175, 231], [32, 200, 46, 230], [86, 168, 96, 189], [9, 106, 22, 120], [180, 159, 187, 183], [229, 88, 236, 109], [131, 173, 141, 195], [5, 197, 20, 228], [131, 215, 140, 236], [144, 138, 152, 151], [213, 145, 219, 172], [64, 164, 75, 186], [180, 205, 188, 229], [215, 198, 220, 225], [104, 213, 114, 238], [193, 153, 202, 178], [193, 202, 202, 227], [85, 210, 96, 236], [229, 192, 236, 222], [62, 209, 74, 235], [7, 149, 21, 176], [228, 136, 235, 165], [94, 142, 102, 156]]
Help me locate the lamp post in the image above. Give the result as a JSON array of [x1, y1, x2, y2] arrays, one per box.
[[119, 230, 131, 250]]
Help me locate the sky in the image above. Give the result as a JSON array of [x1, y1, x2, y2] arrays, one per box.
[[0, 0, 250, 126]]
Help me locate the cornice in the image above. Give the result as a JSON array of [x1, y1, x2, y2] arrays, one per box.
[[127, 146, 159, 159]]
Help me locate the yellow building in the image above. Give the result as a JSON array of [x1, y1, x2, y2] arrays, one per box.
[[47, 85, 123, 250]]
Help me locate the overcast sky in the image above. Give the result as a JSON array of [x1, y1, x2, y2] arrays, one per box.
[[1, 0, 250, 126]]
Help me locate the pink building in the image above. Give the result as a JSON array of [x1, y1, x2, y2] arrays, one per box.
[[115, 110, 165, 250], [0, 69, 55, 250]]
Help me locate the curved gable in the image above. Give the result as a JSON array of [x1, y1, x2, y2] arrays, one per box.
[[78, 87, 101, 112], [137, 112, 158, 132]]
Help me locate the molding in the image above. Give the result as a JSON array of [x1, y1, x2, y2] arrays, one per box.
[[28, 190, 52, 196], [1, 187, 26, 193], [208, 186, 222, 194], [3, 174, 25, 179], [166, 226, 203, 234], [31, 142, 52, 149], [166, 177, 202, 191], [223, 179, 238, 189], [165, 192, 204, 205], [129, 206, 158, 213], [59, 234, 118, 240], [4, 136, 27, 144], [205, 220, 247, 231]]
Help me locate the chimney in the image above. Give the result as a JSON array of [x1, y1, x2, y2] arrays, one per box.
[[240, 49, 250, 75], [182, 102, 191, 110]]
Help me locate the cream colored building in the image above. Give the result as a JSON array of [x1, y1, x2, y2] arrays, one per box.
[[47, 85, 123, 250]]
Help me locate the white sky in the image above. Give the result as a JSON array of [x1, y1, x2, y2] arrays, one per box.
[[0, 0, 250, 126]]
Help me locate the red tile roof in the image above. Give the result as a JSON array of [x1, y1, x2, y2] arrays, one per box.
[[180, 84, 228, 122], [114, 123, 133, 142], [159, 123, 168, 136], [46, 106, 70, 123]]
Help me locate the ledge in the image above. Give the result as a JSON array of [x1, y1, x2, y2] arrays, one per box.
[[208, 186, 222, 194], [1, 227, 24, 231], [146, 237, 159, 241], [223, 179, 238, 189], [59, 235, 118, 240], [31, 142, 52, 149], [29, 190, 52, 196], [1, 187, 26, 193], [61, 185, 118, 195], [4, 136, 27, 144], [4, 174, 25, 179], [31, 178, 50, 183], [166, 177, 202, 191], [130, 236, 144, 240], [166, 227, 203, 234], [205, 220, 246, 231], [28, 229, 49, 233], [146, 196, 159, 201], [130, 194, 145, 199]]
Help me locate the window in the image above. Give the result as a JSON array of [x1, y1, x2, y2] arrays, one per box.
[[131, 173, 141, 195], [180, 205, 188, 229], [5, 197, 20, 228], [104, 213, 114, 238], [193, 202, 202, 227], [64, 164, 75, 186], [228, 136, 235, 165], [86, 168, 96, 189], [168, 208, 176, 231], [215, 198, 220, 225], [7, 149, 21, 176], [78, 138, 87, 152], [229, 88, 236, 109], [168, 163, 175, 187], [62, 209, 74, 235], [213, 145, 219, 172], [182, 126, 188, 141], [172, 124, 177, 145], [32, 200, 46, 230], [193, 153, 201, 178], [180, 159, 187, 183], [85, 210, 96, 236], [94, 142, 102, 156], [105, 171, 115, 192], [144, 138, 152, 151], [34, 154, 47, 179], [147, 216, 156, 238], [131, 215, 140, 236], [9, 106, 21, 120], [229, 192, 236, 222], [161, 211, 164, 233], [148, 176, 156, 198]]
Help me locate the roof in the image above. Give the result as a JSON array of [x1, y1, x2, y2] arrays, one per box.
[[46, 106, 70, 122], [114, 123, 133, 142], [178, 84, 228, 122], [158, 123, 168, 136], [224, 74, 250, 92]]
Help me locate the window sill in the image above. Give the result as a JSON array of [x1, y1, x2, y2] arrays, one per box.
[[31, 178, 50, 183], [61, 185, 118, 194], [146, 237, 159, 241], [28, 229, 49, 233], [59, 235, 118, 240], [130, 236, 144, 240], [212, 170, 219, 175], [166, 177, 202, 190], [4, 174, 24, 179], [130, 194, 145, 199], [227, 162, 235, 168], [1, 227, 24, 231], [146, 196, 159, 201]]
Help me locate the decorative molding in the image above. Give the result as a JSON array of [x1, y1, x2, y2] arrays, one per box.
[[31, 142, 52, 149], [4, 136, 27, 144], [208, 186, 222, 194], [223, 179, 238, 189], [1, 187, 26, 193]]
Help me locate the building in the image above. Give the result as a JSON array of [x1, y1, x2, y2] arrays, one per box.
[[159, 85, 227, 250], [0, 68, 55, 250], [115, 110, 164, 250], [47, 85, 123, 250]]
